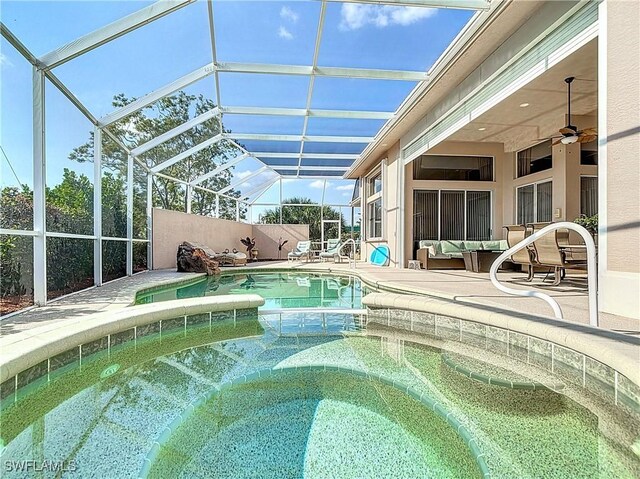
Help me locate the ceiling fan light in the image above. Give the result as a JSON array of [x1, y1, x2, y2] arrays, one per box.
[[561, 136, 579, 145]]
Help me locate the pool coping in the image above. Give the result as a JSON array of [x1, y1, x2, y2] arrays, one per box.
[[1, 267, 639, 389], [0, 295, 264, 383]]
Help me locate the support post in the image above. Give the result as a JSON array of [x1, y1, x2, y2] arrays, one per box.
[[93, 127, 103, 286], [215, 194, 220, 218], [235, 200, 240, 222], [279, 178, 283, 224], [146, 173, 153, 270], [33, 68, 47, 304], [126, 154, 134, 276], [186, 185, 192, 214]]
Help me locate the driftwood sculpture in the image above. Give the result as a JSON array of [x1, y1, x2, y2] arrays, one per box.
[[176, 242, 220, 275]]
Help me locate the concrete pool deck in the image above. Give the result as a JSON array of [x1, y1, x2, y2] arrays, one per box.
[[1, 261, 638, 337]]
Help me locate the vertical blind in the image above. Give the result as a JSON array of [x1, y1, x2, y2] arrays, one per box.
[[580, 176, 598, 216], [466, 191, 492, 240], [516, 181, 552, 224], [413, 190, 491, 242], [440, 191, 465, 240]]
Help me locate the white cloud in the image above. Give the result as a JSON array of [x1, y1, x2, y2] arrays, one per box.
[[310, 180, 327, 189], [342, 192, 351, 197], [0, 53, 13, 68], [339, 4, 436, 31], [236, 170, 253, 180], [335, 184, 354, 191], [280, 6, 299, 23], [278, 26, 294, 40]]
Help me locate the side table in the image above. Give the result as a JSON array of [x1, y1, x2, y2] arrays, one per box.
[[407, 259, 422, 270]]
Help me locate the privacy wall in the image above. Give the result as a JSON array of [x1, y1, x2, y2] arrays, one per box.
[[152, 209, 309, 269]]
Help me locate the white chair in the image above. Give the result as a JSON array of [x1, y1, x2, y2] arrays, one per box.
[[288, 240, 312, 262], [318, 238, 341, 262]]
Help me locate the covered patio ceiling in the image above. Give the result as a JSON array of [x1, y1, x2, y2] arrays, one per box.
[[1, 0, 491, 204]]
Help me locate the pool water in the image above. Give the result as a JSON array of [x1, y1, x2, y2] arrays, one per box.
[[1, 312, 639, 478], [136, 273, 363, 310]]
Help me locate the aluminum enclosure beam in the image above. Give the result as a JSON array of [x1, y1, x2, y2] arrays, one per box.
[[217, 166, 272, 195], [99, 63, 215, 127], [191, 153, 249, 185], [40, 0, 196, 70], [221, 106, 393, 120], [254, 152, 359, 159], [216, 62, 428, 81], [267, 165, 348, 171], [321, 0, 490, 10], [228, 133, 372, 143], [131, 107, 220, 156], [150, 134, 224, 173], [242, 176, 280, 201]]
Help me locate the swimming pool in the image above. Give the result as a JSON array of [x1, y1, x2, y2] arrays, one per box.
[[1, 306, 638, 478], [135, 272, 364, 310]]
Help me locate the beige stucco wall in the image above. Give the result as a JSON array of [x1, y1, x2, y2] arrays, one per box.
[[152, 209, 252, 269], [251, 224, 310, 260], [152, 208, 310, 269], [598, 0, 640, 318]]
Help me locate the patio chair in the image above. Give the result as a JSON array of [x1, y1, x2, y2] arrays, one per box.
[[530, 227, 587, 285], [318, 238, 341, 263], [504, 225, 536, 281], [288, 240, 312, 262], [188, 242, 225, 261]]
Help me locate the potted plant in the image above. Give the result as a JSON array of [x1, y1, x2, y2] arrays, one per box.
[[574, 214, 598, 244]]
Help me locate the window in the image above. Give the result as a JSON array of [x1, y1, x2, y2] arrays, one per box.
[[580, 176, 598, 216], [367, 198, 382, 239], [517, 141, 552, 178], [413, 155, 493, 181], [368, 172, 382, 196], [516, 180, 552, 224], [413, 190, 491, 243], [580, 140, 598, 165], [365, 168, 383, 239]]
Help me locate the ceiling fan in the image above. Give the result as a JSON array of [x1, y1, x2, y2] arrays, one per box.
[[536, 76, 597, 145]]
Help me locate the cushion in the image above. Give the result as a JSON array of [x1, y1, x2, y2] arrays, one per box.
[[448, 252, 464, 259], [463, 241, 483, 252], [482, 240, 508, 251], [418, 240, 437, 249], [440, 241, 464, 254]]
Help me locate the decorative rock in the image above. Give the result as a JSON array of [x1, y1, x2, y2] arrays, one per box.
[[176, 242, 220, 275]]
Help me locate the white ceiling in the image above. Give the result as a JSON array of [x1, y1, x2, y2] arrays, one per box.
[[447, 38, 598, 152]]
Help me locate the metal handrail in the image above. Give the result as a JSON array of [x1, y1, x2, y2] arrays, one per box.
[[337, 238, 357, 269], [489, 222, 598, 327]]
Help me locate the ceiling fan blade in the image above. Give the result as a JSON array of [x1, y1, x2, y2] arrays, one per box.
[[552, 138, 563, 146], [559, 126, 577, 135], [578, 135, 597, 143], [580, 128, 597, 135]]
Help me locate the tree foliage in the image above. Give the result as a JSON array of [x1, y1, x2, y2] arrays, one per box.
[[259, 197, 346, 241]]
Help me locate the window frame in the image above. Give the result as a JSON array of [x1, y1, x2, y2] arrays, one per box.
[[413, 154, 495, 182], [515, 140, 553, 178], [365, 165, 384, 241], [515, 178, 553, 224]]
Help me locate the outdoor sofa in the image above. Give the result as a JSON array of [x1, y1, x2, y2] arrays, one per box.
[[416, 240, 509, 270]]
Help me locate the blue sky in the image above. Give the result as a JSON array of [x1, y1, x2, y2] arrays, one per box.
[[0, 0, 472, 207]]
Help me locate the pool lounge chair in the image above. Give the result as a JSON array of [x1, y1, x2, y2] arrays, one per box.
[[220, 249, 248, 266], [187, 242, 226, 261], [288, 240, 312, 262], [318, 239, 341, 262]]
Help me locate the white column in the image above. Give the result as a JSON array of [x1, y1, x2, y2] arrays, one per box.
[[32, 68, 47, 304], [93, 127, 103, 286], [126, 153, 133, 276], [397, 154, 405, 268], [279, 178, 283, 224], [146, 172, 153, 270], [235, 200, 240, 221], [215, 194, 220, 218], [186, 185, 192, 214]]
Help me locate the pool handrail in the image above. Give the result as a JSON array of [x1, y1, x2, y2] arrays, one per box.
[[489, 222, 598, 327]]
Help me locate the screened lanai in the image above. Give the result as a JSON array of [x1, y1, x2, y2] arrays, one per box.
[[0, 0, 489, 314]]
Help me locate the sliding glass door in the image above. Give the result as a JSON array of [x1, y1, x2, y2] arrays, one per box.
[[413, 190, 492, 245]]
